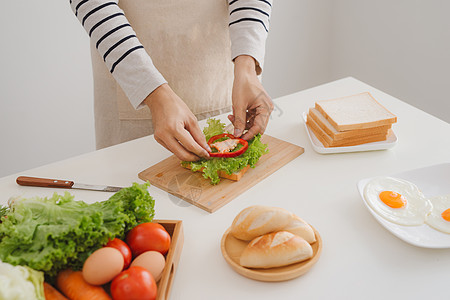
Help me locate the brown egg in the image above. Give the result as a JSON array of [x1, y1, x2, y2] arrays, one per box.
[[82, 247, 124, 285], [130, 251, 166, 281]]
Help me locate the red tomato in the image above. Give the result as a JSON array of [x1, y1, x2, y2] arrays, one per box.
[[111, 266, 157, 300], [126, 223, 171, 257], [105, 238, 132, 270]]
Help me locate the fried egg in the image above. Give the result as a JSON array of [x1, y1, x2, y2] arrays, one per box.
[[363, 176, 432, 226], [425, 194, 450, 234]]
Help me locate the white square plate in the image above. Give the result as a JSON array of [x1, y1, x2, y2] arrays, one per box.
[[302, 112, 397, 154], [357, 163, 450, 248]]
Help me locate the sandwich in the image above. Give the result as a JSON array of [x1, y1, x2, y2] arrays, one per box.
[[182, 118, 268, 185]]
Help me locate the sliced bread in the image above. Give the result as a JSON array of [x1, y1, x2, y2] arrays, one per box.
[[183, 164, 250, 181], [309, 107, 391, 140], [306, 115, 388, 147], [315, 92, 397, 131]]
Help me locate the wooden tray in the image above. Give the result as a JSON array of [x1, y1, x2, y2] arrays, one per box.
[[155, 220, 184, 300], [220, 226, 322, 282], [138, 135, 304, 213]]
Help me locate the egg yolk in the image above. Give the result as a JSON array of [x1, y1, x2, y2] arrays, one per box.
[[379, 191, 407, 208], [441, 208, 450, 222]]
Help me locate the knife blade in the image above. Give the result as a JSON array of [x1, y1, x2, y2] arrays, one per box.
[[16, 176, 123, 192]]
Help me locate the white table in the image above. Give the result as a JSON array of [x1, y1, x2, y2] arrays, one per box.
[[1, 77, 449, 300]]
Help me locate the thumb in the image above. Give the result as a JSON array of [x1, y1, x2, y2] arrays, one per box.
[[232, 105, 247, 137]]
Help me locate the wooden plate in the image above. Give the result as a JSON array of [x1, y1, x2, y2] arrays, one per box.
[[220, 226, 322, 282]]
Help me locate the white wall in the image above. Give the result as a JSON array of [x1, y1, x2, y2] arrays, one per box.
[[328, 0, 450, 123], [263, 0, 333, 97], [0, 1, 95, 177], [1, 1, 449, 177]]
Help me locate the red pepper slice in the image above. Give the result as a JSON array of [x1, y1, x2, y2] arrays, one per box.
[[208, 133, 248, 158]]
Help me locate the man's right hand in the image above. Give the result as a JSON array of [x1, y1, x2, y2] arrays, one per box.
[[144, 84, 210, 161]]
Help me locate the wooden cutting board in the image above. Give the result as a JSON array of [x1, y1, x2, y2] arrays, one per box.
[[138, 135, 304, 213]]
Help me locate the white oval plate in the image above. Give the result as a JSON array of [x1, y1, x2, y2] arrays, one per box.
[[357, 163, 450, 248]]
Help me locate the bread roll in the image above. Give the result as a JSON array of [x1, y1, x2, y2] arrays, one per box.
[[284, 215, 316, 243], [240, 231, 313, 268], [230, 206, 294, 241]]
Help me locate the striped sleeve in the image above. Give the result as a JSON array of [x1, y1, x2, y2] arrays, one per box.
[[70, 0, 166, 109], [228, 0, 273, 75]]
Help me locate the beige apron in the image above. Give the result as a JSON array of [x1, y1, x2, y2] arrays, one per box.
[[91, 0, 234, 149]]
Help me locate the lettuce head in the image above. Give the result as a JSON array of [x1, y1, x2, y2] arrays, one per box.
[[0, 182, 154, 278]]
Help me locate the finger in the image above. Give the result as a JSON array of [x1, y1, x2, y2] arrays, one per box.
[[229, 113, 254, 133], [164, 135, 201, 161], [230, 112, 255, 131], [241, 124, 262, 140], [228, 115, 239, 133], [245, 112, 256, 130], [232, 104, 247, 138], [175, 127, 210, 160], [154, 135, 170, 152], [241, 110, 269, 140], [186, 119, 212, 154]]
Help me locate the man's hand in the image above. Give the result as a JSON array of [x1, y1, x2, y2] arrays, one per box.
[[229, 55, 273, 140], [145, 84, 210, 161]]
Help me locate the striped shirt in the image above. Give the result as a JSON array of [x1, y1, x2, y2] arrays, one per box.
[[70, 0, 272, 109]]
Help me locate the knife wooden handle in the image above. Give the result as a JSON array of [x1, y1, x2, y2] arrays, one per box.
[[16, 176, 74, 189]]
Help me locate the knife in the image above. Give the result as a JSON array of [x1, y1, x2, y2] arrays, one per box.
[[16, 176, 123, 192]]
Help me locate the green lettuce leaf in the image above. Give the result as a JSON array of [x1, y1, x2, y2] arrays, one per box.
[[203, 118, 226, 142], [183, 119, 268, 184], [0, 182, 154, 277]]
